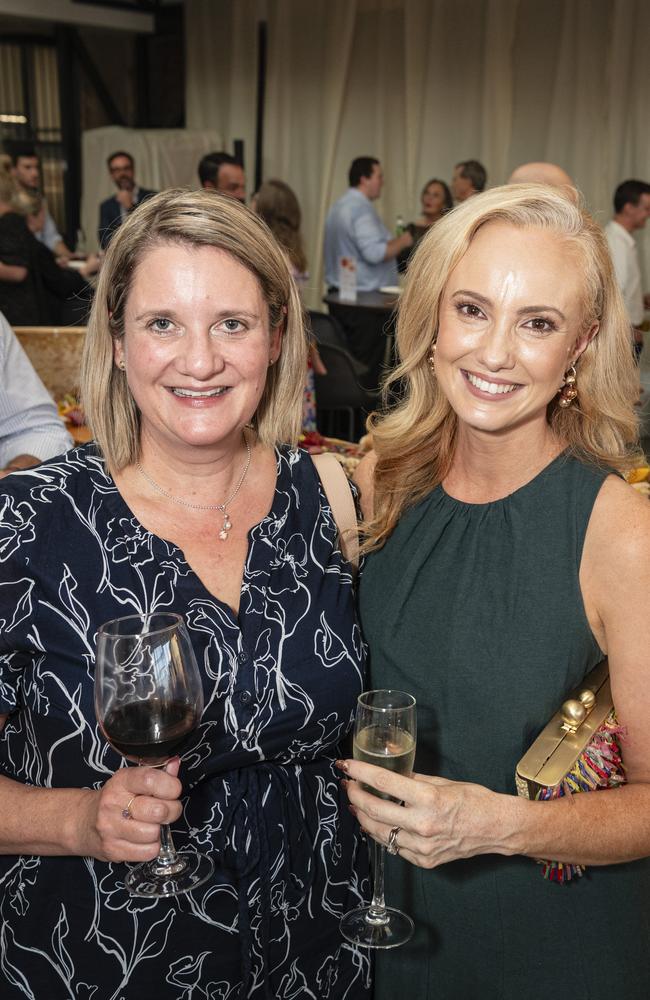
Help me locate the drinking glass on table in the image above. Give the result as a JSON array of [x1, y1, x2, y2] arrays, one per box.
[[95, 612, 213, 898], [340, 689, 417, 948]]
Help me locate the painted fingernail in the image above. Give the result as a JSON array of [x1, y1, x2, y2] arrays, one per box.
[[339, 778, 349, 791], [335, 759, 349, 773]]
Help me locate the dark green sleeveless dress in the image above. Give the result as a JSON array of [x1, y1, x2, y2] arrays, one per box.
[[359, 453, 650, 1000]]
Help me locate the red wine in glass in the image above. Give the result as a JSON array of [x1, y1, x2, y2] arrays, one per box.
[[101, 698, 200, 765], [95, 612, 213, 898]]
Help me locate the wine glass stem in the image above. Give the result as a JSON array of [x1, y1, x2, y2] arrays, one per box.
[[367, 839, 389, 924], [151, 824, 187, 877]]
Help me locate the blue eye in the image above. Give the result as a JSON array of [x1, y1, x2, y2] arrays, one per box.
[[149, 317, 173, 333], [221, 319, 246, 334]]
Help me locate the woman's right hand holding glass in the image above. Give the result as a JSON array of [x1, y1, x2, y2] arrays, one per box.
[[74, 757, 183, 864]]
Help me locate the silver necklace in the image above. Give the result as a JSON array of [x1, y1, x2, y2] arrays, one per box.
[[136, 434, 252, 541]]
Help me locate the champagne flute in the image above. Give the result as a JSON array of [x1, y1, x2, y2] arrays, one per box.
[[340, 689, 417, 948], [95, 612, 214, 898]]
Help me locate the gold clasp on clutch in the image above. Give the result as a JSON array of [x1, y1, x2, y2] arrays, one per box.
[[560, 688, 597, 733]]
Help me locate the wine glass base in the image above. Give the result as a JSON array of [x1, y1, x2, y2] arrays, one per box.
[[340, 905, 414, 949], [126, 851, 213, 898]]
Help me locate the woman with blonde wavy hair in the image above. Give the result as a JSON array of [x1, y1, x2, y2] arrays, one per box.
[[0, 189, 370, 998], [340, 184, 650, 998]]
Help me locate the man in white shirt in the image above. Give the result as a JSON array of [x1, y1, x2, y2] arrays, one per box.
[[0, 312, 72, 477], [8, 142, 72, 260], [604, 179, 650, 359]]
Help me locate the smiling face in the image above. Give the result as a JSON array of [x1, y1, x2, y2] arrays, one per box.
[[433, 222, 596, 440], [113, 242, 281, 462]]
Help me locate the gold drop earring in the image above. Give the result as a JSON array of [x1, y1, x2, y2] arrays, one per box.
[[558, 364, 578, 408]]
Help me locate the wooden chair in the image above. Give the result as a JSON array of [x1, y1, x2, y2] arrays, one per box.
[[13, 326, 86, 401]]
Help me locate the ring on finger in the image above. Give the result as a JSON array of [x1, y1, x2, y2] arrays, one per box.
[[122, 795, 137, 820], [386, 825, 401, 856]]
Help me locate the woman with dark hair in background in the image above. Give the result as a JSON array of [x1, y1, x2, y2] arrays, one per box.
[[398, 177, 453, 272]]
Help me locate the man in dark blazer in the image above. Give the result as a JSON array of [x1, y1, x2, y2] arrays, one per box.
[[98, 151, 157, 250]]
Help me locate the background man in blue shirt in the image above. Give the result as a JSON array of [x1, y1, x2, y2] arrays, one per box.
[[324, 157, 412, 291], [323, 157, 412, 394]]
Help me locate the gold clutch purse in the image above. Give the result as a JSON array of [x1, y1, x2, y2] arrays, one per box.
[[515, 659, 625, 883]]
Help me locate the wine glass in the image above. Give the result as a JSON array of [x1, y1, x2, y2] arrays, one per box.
[[340, 689, 417, 948], [95, 612, 214, 898]]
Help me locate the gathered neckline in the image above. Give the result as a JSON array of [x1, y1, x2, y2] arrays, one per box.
[[437, 449, 569, 510]]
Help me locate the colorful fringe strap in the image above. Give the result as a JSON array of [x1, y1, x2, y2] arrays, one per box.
[[535, 712, 625, 883]]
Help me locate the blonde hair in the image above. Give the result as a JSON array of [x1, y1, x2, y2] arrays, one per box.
[[80, 188, 308, 472], [10, 186, 42, 217], [364, 183, 641, 552]]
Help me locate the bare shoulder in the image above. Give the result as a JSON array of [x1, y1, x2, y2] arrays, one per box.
[[352, 451, 377, 520], [586, 474, 650, 570], [582, 474, 650, 781]]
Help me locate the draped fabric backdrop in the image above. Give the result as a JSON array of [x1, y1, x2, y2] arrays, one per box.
[[181, 0, 650, 311]]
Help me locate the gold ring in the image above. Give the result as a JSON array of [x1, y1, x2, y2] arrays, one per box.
[[386, 825, 401, 856], [122, 795, 137, 820]]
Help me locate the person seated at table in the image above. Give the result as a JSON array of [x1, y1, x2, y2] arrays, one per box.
[[0, 188, 370, 999], [397, 177, 453, 271], [0, 166, 97, 326], [344, 184, 650, 999], [5, 140, 73, 259], [0, 310, 72, 476]]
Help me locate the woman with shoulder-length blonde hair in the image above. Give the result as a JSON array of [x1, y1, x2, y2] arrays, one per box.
[[0, 189, 370, 999], [341, 185, 650, 998]]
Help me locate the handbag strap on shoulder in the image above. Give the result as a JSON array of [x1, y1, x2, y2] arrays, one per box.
[[312, 452, 359, 569]]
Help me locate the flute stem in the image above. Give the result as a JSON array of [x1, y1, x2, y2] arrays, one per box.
[[366, 839, 389, 924]]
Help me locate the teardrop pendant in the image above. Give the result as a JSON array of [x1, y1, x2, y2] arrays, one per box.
[[218, 511, 232, 541]]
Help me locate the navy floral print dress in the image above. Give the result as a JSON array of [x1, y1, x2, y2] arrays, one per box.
[[0, 443, 371, 1000]]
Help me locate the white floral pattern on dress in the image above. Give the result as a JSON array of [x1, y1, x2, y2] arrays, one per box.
[[0, 444, 371, 1000]]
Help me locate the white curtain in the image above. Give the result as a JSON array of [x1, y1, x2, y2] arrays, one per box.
[[181, 0, 650, 308], [80, 125, 224, 252]]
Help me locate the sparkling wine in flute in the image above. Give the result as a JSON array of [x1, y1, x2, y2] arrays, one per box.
[[340, 689, 417, 949], [354, 724, 416, 799]]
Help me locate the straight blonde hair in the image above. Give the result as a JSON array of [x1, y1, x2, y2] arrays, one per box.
[[80, 188, 308, 472], [364, 184, 641, 552]]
